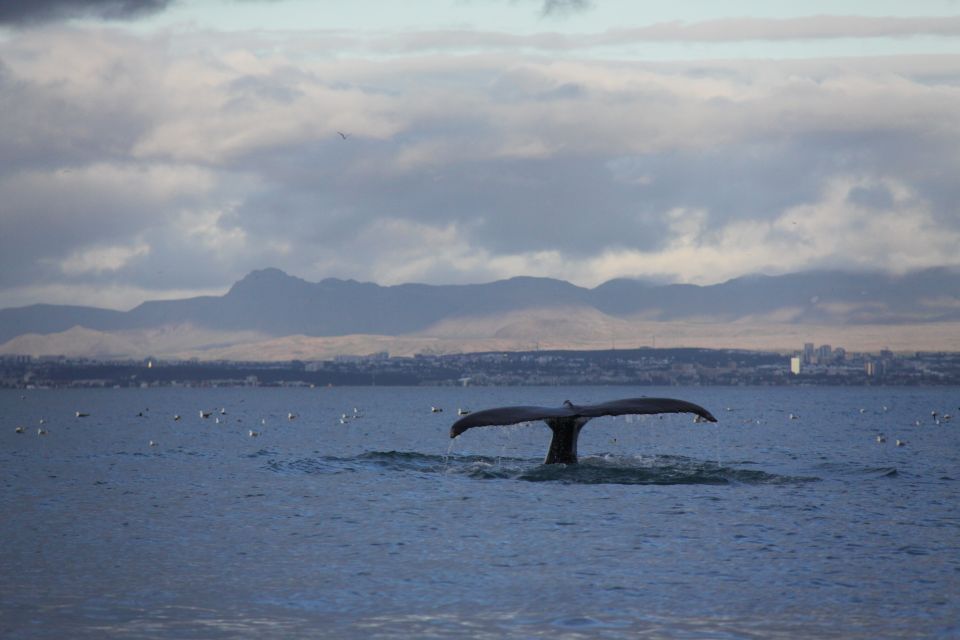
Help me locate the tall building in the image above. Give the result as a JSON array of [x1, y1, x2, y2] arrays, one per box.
[[803, 343, 815, 364]]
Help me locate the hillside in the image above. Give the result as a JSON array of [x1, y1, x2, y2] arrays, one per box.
[[2, 268, 959, 359]]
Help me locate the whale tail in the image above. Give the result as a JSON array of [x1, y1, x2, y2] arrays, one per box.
[[450, 397, 717, 464]]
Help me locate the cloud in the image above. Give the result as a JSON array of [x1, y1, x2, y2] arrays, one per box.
[[540, 0, 592, 17], [58, 241, 151, 275], [606, 15, 960, 43], [577, 176, 960, 285], [1, 24, 960, 308], [0, 0, 173, 25], [366, 15, 960, 54]]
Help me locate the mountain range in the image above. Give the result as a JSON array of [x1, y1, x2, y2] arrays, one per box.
[[2, 267, 959, 360]]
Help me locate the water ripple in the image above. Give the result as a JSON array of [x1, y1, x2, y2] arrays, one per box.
[[262, 451, 817, 486]]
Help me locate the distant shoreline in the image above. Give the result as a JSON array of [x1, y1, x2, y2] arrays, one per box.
[[4, 346, 959, 388]]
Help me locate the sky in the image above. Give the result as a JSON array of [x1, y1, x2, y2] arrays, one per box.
[[1, 0, 959, 310]]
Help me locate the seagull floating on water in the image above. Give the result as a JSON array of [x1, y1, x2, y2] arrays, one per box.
[[76, 411, 89, 418], [15, 426, 24, 434]]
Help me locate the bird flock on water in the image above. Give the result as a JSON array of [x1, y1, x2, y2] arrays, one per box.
[[8, 400, 473, 447], [8, 397, 956, 450]]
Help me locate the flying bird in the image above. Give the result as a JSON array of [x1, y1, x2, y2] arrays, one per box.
[[450, 397, 717, 464], [337, 131, 350, 140]]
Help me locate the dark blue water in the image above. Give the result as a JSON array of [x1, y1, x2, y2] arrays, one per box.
[[2, 386, 958, 638]]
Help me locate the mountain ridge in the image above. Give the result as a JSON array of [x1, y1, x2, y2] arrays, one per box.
[[2, 268, 959, 354]]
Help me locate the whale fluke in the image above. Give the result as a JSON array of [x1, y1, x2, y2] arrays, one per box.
[[450, 397, 717, 464]]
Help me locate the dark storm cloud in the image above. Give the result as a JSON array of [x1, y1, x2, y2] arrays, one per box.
[[0, 0, 173, 25]]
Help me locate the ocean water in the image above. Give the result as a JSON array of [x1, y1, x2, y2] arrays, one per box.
[[1, 385, 958, 639]]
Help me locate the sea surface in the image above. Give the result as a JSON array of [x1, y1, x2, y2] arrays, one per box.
[[1, 385, 958, 639]]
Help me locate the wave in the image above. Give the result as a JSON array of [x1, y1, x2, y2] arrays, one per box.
[[812, 461, 900, 478], [264, 451, 817, 486], [515, 454, 816, 485]]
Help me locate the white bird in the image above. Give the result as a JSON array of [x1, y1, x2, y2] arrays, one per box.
[[200, 410, 212, 419], [458, 408, 471, 416], [249, 430, 261, 438], [896, 439, 907, 447], [37, 428, 47, 436], [76, 411, 89, 418], [431, 406, 443, 413], [15, 426, 24, 434], [876, 434, 886, 443], [288, 413, 297, 421], [149, 440, 158, 447], [174, 414, 181, 421]]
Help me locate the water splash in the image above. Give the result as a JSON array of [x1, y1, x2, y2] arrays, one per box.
[[263, 451, 817, 486]]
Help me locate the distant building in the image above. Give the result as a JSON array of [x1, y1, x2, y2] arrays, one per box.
[[803, 343, 815, 364], [864, 361, 884, 377], [818, 344, 832, 363], [790, 356, 802, 375]]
